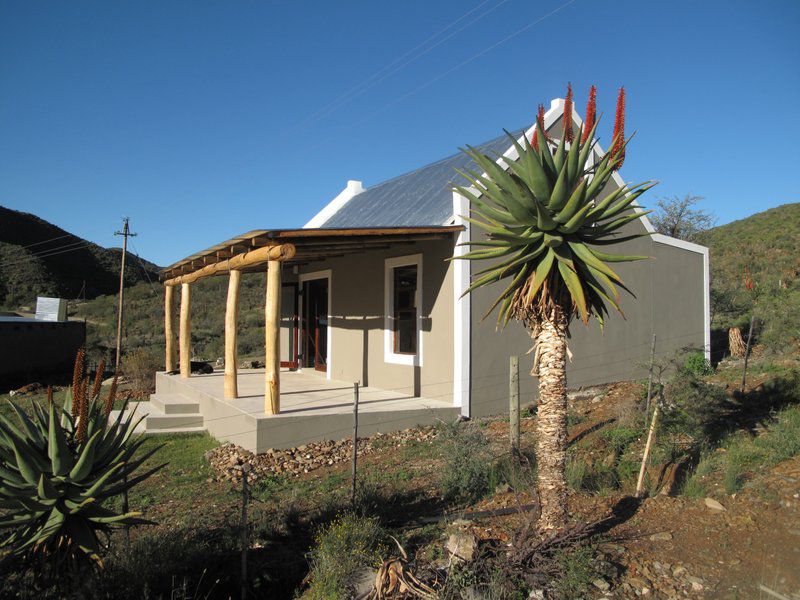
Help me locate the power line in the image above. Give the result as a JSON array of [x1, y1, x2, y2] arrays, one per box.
[[18, 232, 75, 249], [346, 0, 578, 129], [0, 240, 95, 268], [130, 240, 159, 296], [294, 0, 511, 130]]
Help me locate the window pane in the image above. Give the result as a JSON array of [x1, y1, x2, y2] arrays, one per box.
[[393, 265, 417, 354]]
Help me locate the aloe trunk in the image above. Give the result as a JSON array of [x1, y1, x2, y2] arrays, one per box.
[[532, 313, 569, 530]]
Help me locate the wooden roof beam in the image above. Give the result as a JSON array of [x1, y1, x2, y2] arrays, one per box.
[[164, 243, 296, 286]]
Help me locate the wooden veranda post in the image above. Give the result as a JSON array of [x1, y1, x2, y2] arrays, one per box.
[[265, 260, 281, 414], [164, 284, 177, 372], [225, 269, 242, 399], [179, 283, 192, 378]]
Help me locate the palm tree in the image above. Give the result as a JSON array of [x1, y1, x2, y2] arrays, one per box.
[[454, 85, 656, 531]]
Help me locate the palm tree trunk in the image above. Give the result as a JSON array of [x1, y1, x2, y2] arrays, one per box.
[[534, 312, 569, 531]]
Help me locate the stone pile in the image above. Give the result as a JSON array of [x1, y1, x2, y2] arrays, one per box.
[[205, 426, 438, 484]]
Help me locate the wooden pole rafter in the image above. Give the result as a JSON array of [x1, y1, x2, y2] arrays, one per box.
[[164, 243, 296, 286]]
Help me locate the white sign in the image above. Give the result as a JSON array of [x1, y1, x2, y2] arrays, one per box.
[[35, 297, 67, 322]]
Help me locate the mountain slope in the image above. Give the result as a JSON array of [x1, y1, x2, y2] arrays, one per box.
[[697, 202, 800, 349], [0, 206, 161, 309]]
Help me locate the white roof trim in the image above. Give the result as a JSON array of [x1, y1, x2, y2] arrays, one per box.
[[304, 180, 365, 229]]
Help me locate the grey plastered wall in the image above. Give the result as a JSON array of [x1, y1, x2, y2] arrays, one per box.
[[291, 236, 456, 402], [468, 216, 707, 418]]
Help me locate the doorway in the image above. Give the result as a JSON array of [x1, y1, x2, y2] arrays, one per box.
[[302, 277, 329, 372]]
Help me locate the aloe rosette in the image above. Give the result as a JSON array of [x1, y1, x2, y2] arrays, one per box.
[[0, 369, 163, 567]]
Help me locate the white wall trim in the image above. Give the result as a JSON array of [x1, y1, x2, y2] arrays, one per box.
[[303, 180, 365, 229], [383, 254, 423, 367], [452, 191, 471, 414], [298, 269, 333, 379]]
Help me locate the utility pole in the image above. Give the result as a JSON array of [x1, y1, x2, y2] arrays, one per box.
[[114, 218, 137, 372]]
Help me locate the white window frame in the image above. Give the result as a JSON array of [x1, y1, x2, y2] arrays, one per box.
[[384, 254, 423, 366]]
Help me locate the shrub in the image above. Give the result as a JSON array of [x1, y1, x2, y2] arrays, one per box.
[[438, 421, 494, 503], [661, 371, 729, 444], [304, 513, 387, 599], [601, 426, 640, 454], [552, 544, 597, 600], [121, 348, 161, 393], [682, 351, 714, 376]]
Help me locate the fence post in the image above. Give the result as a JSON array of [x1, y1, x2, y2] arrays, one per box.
[[740, 316, 755, 394], [241, 466, 249, 600], [509, 356, 520, 457], [645, 334, 657, 416], [636, 387, 663, 497], [350, 382, 360, 507]]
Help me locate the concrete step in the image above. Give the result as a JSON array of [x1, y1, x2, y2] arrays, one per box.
[[149, 393, 200, 415], [112, 401, 206, 434]]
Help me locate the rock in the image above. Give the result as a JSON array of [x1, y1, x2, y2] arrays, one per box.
[[445, 531, 477, 563], [352, 566, 377, 599], [528, 590, 546, 600], [593, 578, 611, 591], [672, 566, 686, 578], [649, 532, 673, 541], [704, 497, 726, 512], [495, 483, 512, 494]]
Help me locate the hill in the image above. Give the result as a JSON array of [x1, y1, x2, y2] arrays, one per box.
[[0, 206, 161, 310], [697, 202, 800, 350]]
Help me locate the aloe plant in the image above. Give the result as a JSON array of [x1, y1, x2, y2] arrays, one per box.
[[455, 85, 656, 530], [0, 352, 164, 567]]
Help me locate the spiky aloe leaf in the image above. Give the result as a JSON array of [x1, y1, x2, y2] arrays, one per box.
[[454, 111, 655, 326], [0, 365, 162, 570]]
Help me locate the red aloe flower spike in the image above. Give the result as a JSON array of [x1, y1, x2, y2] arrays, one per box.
[[581, 85, 597, 143], [531, 104, 546, 151], [611, 86, 626, 170], [563, 83, 574, 143]]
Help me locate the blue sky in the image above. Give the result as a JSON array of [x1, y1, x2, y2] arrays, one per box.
[[1, 0, 798, 266]]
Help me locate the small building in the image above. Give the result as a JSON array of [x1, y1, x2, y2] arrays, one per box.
[[147, 98, 708, 452], [0, 298, 85, 389]]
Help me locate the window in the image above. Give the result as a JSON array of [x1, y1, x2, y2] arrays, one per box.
[[393, 265, 417, 354], [384, 254, 423, 366]]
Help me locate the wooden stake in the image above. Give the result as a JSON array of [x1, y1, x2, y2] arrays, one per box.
[[164, 284, 177, 372], [509, 355, 520, 456], [645, 334, 656, 416], [351, 382, 360, 507], [179, 283, 192, 378], [636, 387, 662, 497], [740, 316, 755, 394], [264, 261, 281, 414], [224, 270, 241, 399]]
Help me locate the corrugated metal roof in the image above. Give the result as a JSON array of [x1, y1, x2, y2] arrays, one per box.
[[320, 130, 522, 228]]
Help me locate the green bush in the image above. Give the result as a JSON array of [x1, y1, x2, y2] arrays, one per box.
[[682, 351, 714, 376], [601, 426, 641, 454], [438, 421, 495, 503], [304, 513, 387, 599], [661, 371, 730, 444]]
